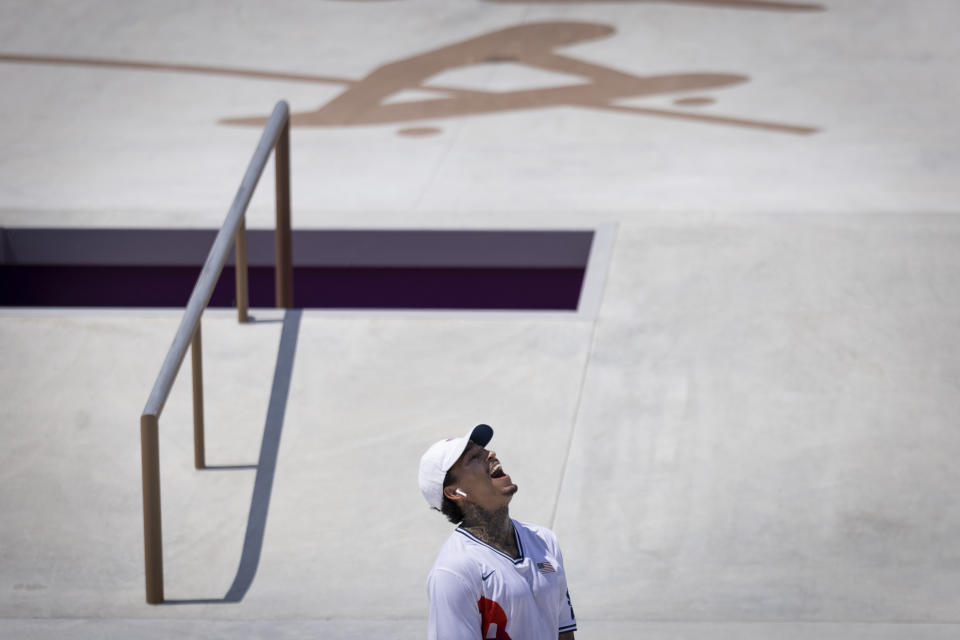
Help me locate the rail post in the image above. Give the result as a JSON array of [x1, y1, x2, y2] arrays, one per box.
[[275, 119, 293, 308], [191, 323, 205, 470], [235, 216, 249, 323], [141, 413, 164, 604]]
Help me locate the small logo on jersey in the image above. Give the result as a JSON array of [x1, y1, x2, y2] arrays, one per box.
[[536, 561, 556, 574], [482, 569, 496, 581]]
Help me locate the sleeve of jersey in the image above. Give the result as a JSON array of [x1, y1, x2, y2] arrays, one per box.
[[556, 545, 578, 634], [427, 568, 482, 640]]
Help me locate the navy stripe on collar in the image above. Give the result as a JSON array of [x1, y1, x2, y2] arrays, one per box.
[[455, 521, 524, 564]]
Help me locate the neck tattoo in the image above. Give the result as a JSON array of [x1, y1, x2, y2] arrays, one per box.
[[462, 505, 518, 558]]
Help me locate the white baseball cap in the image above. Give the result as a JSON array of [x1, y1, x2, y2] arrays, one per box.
[[418, 424, 493, 510]]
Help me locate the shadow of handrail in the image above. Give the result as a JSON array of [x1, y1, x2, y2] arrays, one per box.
[[164, 308, 302, 605]]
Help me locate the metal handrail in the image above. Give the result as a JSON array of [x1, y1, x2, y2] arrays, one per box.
[[140, 100, 293, 604]]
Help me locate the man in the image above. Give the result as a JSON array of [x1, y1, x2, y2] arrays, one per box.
[[419, 424, 577, 640]]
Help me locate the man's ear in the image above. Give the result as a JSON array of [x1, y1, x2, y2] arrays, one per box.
[[443, 486, 463, 502]]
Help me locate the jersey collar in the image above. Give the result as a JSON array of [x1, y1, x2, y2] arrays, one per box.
[[456, 519, 525, 565]]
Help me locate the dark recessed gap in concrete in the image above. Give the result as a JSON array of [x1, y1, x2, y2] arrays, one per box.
[[0, 228, 592, 310]]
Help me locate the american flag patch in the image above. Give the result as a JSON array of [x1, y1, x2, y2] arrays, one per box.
[[536, 561, 556, 574]]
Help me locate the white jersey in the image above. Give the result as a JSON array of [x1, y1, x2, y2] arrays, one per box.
[[427, 519, 577, 640]]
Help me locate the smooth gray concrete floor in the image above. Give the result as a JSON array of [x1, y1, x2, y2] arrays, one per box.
[[3, 620, 960, 640], [3, 215, 960, 636]]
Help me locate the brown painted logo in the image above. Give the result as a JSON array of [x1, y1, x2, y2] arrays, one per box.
[[1, 19, 819, 136]]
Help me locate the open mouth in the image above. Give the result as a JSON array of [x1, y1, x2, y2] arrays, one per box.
[[490, 461, 506, 479]]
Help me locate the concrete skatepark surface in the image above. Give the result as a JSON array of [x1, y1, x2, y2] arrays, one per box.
[[2, 1, 959, 638]]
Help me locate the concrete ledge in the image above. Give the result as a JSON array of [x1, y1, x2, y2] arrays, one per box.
[[0, 228, 594, 268]]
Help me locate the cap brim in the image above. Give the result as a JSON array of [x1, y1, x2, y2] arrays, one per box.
[[469, 423, 493, 448]]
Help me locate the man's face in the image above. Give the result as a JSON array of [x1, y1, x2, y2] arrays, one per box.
[[445, 441, 518, 511]]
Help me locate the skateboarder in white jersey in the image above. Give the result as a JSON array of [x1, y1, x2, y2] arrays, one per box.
[[419, 424, 577, 640]]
